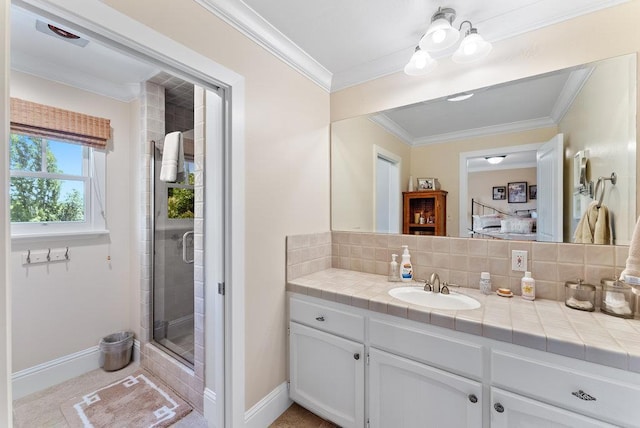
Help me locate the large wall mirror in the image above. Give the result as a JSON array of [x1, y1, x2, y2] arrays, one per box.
[[331, 54, 637, 246]]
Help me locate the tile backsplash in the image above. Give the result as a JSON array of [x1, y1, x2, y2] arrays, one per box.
[[287, 231, 630, 304]]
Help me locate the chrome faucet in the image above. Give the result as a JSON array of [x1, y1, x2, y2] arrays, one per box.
[[425, 272, 440, 293]]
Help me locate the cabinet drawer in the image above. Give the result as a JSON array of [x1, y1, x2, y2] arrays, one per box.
[[290, 297, 365, 342], [369, 318, 483, 379], [492, 350, 640, 427]]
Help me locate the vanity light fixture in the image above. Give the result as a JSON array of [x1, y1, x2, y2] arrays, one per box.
[[405, 7, 492, 76], [404, 46, 437, 76], [485, 155, 506, 165]]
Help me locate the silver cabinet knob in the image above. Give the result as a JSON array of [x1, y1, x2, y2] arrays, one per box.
[[468, 394, 478, 403], [354, 353, 360, 360], [315, 316, 325, 322], [494, 403, 504, 413]]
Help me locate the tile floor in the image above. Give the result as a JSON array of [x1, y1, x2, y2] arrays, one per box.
[[13, 362, 333, 428], [270, 403, 337, 428], [12, 362, 207, 427]]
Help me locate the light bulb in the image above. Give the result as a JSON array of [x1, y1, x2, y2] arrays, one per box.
[[404, 48, 436, 76], [431, 29, 446, 44], [452, 31, 492, 64]]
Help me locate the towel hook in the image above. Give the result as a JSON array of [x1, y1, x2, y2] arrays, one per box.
[[594, 172, 617, 208]]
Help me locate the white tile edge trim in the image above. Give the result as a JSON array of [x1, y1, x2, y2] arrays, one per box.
[[11, 339, 140, 400], [244, 381, 292, 428]]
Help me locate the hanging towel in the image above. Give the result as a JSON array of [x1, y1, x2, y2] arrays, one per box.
[[159, 131, 184, 182], [620, 216, 640, 282], [573, 201, 611, 244]]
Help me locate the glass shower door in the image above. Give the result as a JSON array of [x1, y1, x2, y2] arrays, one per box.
[[153, 157, 196, 365]]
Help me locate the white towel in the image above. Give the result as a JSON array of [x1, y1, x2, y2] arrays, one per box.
[[573, 201, 611, 245], [620, 216, 640, 282], [159, 131, 184, 182]]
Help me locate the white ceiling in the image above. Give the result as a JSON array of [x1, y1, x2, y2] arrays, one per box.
[[7, 1, 616, 145], [197, 0, 629, 91]]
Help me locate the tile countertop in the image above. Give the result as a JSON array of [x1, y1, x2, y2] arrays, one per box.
[[287, 268, 640, 374]]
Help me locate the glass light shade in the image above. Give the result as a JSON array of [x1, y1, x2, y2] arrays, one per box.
[[404, 49, 437, 76], [486, 156, 506, 164], [419, 18, 460, 52], [452, 32, 492, 64]]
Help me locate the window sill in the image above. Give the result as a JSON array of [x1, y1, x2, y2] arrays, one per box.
[[11, 229, 110, 243]]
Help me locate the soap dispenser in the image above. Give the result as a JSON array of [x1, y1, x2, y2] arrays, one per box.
[[400, 245, 413, 282], [388, 254, 400, 282]]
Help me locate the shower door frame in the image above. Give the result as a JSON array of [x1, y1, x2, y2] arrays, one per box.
[[9, 1, 247, 427]]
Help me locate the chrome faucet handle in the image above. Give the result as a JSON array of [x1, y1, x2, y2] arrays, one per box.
[[440, 283, 450, 295], [423, 282, 432, 292]]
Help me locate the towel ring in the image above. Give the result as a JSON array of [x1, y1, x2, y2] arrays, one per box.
[[594, 172, 617, 208]]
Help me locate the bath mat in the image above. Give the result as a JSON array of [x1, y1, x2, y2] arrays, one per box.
[[60, 371, 192, 428]]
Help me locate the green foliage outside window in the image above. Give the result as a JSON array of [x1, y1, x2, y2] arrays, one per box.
[[10, 134, 84, 223], [167, 172, 195, 219]]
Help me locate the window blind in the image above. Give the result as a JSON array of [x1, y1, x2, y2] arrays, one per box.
[[10, 97, 111, 149]]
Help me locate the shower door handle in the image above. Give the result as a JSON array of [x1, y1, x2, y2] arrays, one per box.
[[182, 231, 194, 264]]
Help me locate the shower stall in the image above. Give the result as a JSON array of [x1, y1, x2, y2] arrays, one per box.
[[148, 75, 197, 366]]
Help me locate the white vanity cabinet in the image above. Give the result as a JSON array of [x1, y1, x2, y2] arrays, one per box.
[[288, 292, 640, 428], [490, 388, 617, 427], [369, 348, 482, 428], [491, 350, 640, 427], [289, 297, 365, 428]]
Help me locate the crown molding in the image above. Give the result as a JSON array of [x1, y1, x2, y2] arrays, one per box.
[[368, 114, 414, 146], [550, 66, 593, 122], [195, 0, 332, 92], [371, 113, 556, 147]]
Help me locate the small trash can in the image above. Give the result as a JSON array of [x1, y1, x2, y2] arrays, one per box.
[[99, 331, 134, 371]]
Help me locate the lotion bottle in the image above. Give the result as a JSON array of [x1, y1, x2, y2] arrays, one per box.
[[400, 245, 413, 282], [521, 271, 536, 300], [388, 254, 400, 282]]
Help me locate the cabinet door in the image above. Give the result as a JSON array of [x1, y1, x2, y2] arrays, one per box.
[[369, 348, 482, 428], [491, 388, 617, 428], [289, 322, 364, 428]]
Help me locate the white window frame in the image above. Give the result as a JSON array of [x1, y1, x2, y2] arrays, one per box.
[[10, 135, 107, 240]]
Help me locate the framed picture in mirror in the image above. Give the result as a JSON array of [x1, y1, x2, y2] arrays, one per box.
[[493, 186, 506, 200], [508, 182, 527, 203], [529, 185, 537, 200], [417, 177, 436, 190]]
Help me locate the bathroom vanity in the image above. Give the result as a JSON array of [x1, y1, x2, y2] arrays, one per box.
[[287, 269, 640, 428]]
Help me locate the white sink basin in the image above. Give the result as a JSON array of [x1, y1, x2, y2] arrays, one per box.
[[388, 286, 481, 311]]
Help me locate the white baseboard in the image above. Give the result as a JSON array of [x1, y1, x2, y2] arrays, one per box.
[[12, 339, 141, 400], [203, 388, 218, 428], [244, 382, 292, 428]]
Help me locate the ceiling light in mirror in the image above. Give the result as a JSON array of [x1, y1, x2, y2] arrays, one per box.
[[447, 92, 474, 102], [485, 155, 506, 164]]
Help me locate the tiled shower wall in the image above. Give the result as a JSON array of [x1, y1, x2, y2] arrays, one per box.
[[139, 81, 204, 411], [287, 231, 631, 302]]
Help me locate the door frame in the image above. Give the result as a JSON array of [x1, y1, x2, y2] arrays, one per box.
[[4, 1, 246, 427], [373, 145, 402, 234]]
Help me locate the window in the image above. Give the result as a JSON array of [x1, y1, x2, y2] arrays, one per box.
[[9, 98, 110, 238], [166, 161, 195, 220]]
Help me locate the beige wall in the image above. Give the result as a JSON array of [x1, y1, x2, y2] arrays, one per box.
[[468, 168, 537, 214], [9, 72, 137, 372], [559, 54, 636, 244], [410, 127, 557, 236], [331, 116, 411, 232], [103, 0, 331, 409]]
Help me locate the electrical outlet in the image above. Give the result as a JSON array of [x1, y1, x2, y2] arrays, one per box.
[[511, 250, 528, 271]]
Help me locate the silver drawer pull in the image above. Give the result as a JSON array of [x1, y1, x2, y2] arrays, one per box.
[[315, 316, 325, 322], [572, 390, 596, 401]]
